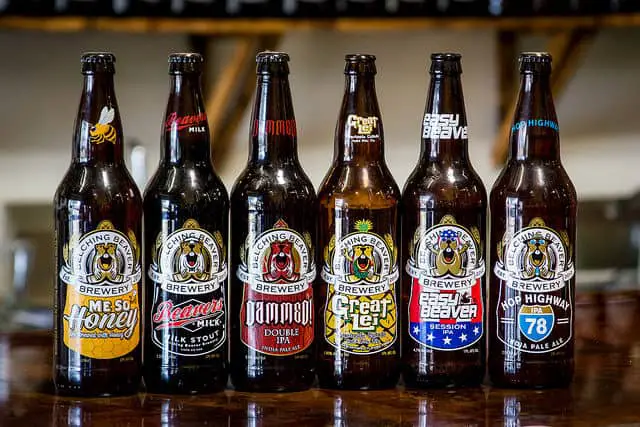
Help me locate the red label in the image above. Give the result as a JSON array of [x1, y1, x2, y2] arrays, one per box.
[[236, 220, 315, 356], [165, 112, 208, 131], [252, 119, 297, 137]]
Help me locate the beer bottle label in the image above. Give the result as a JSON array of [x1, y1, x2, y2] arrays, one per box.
[[321, 219, 399, 354], [148, 219, 227, 356], [59, 220, 141, 359], [236, 219, 315, 356], [494, 218, 575, 353], [406, 215, 484, 351], [346, 114, 380, 142]]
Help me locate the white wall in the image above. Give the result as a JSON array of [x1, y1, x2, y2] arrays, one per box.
[[0, 27, 638, 292]]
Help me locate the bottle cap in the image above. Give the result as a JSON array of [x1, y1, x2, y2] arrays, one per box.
[[519, 52, 553, 73], [344, 54, 377, 75], [81, 52, 115, 74], [169, 53, 204, 74], [430, 53, 462, 75], [256, 51, 290, 75]]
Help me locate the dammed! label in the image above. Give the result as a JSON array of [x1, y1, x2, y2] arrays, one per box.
[[494, 217, 574, 354], [406, 215, 484, 351], [237, 219, 315, 356], [60, 220, 141, 359], [322, 219, 399, 355]]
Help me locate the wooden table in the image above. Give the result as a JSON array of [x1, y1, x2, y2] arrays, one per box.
[[0, 291, 638, 426]]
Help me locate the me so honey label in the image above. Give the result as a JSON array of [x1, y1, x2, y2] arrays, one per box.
[[406, 215, 484, 351], [59, 220, 141, 359], [237, 219, 315, 356]]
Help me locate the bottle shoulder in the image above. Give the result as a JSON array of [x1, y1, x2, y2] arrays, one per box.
[[230, 163, 317, 203], [144, 164, 229, 204], [490, 161, 577, 207], [318, 163, 400, 208], [402, 162, 487, 208], [55, 164, 141, 205]]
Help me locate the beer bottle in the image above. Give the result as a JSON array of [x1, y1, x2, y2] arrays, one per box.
[[317, 54, 401, 390], [54, 53, 143, 396], [402, 53, 487, 388], [489, 53, 577, 388], [230, 52, 317, 392], [143, 53, 229, 394]]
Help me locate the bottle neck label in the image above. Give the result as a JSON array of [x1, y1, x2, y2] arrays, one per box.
[[321, 218, 399, 355], [252, 119, 297, 137], [147, 219, 227, 357], [346, 114, 380, 142], [59, 220, 141, 359], [494, 217, 574, 354], [511, 119, 559, 133], [165, 112, 208, 134], [237, 219, 315, 357], [406, 215, 484, 351], [87, 105, 117, 145], [423, 113, 468, 140]]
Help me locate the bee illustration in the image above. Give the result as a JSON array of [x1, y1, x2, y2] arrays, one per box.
[[89, 106, 116, 144]]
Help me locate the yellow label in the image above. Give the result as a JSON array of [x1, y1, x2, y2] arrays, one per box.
[[321, 219, 399, 354], [60, 220, 141, 359]]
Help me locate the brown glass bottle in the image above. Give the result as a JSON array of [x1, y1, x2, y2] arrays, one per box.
[[401, 53, 487, 389], [489, 53, 577, 388], [316, 54, 401, 390], [230, 52, 317, 392], [53, 53, 143, 397], [143, 54, 229, 394]]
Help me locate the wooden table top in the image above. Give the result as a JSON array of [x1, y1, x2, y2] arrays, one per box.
[[0, 291, 638, 426]]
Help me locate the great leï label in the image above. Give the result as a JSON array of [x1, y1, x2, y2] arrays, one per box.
[[494, 217, 575, 353], [237, 219, 315, 356], [322, 219, 399, 354], [60, 220, 141, 359], [346, 114, 380, 142], [406, 215, 484, 351], [148, 219, 227, 356]]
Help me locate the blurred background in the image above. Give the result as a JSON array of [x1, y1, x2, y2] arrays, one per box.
[[0, 0, 637, 331]]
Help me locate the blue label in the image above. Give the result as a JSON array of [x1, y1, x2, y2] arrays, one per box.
[[517, 305, 554, 343]]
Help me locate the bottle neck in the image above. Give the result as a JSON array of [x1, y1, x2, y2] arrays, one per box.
[[335, 74, 384, 164], [248, 74, 298, 165], [162, 73, 210, 166], [72, 73, 123, 164], [420, 72, 469, 164], [509, 71, 560, 162]]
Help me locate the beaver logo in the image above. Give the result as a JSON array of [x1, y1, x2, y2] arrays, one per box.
[[344, 244, 377, 281], [430, 229, 470, 277], [263, 240, 300, 282], [92, 242, 120, 282], [524, 234, 551, 279], [177, 239, 207, 280]]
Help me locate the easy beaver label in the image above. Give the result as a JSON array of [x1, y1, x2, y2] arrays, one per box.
[[406, 215, 484, 351]]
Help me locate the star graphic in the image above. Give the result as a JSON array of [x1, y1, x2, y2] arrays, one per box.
[[443, 336, 452, 345], [413, 326, 420, 335], [473, 327, 480, 335], [427, 333, 435, 342], [459, 333, 467, 342]]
